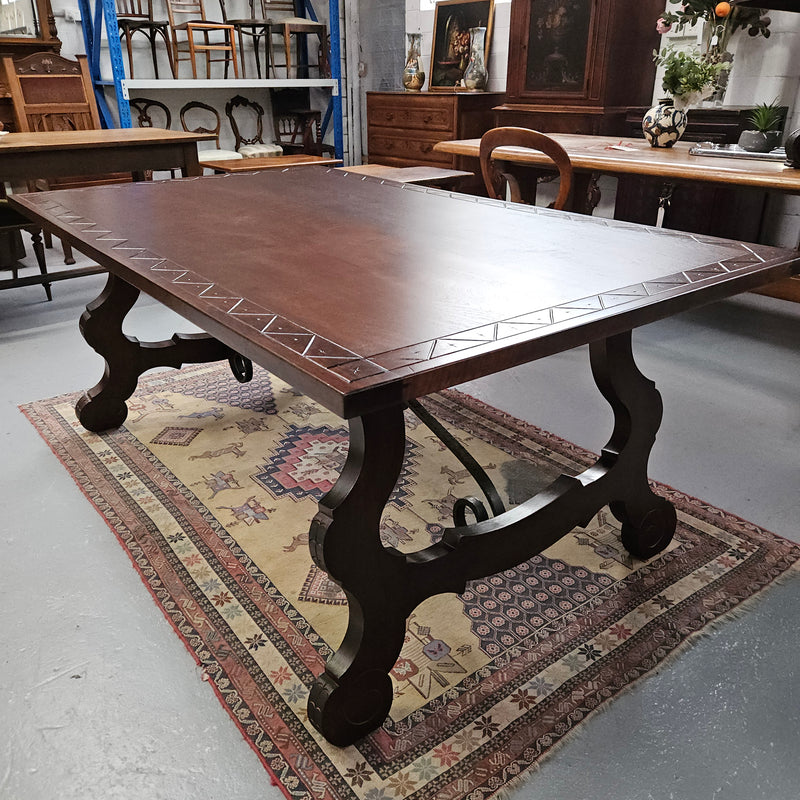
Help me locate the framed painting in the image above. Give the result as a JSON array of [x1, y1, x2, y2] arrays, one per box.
[[523, 0, 592, 92], [429, 0, 494, 91]]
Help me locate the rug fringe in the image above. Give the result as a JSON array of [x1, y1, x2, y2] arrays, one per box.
[[487, 562, 800, 799]]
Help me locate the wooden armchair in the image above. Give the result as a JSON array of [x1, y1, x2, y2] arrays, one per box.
[[224, 95, 282, 157], [273, 108, 322, 155], [116, 0, 175, 78], [270, 88, 331, 156], [3, 52, 101, 134], [262, 0, 328, 78], [165, 0, 239, 79], [479, 127, 575, 211]]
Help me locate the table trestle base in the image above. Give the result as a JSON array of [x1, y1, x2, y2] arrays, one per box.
[[307, 332, 676, 745]]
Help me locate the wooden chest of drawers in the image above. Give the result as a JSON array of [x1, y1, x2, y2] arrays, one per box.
[[366, 91, 504, 169]]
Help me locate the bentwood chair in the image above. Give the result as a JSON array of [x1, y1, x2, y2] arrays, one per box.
[[165, 0, 239, 79], [263, 0, 328, 78], [218, 0, 270, 78], [479, 127, 575, 211], [224, 95, 282, 157], [116, 0, 175, 78]]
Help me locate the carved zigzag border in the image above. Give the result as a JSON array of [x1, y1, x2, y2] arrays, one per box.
[[27, 193, 764, 385]]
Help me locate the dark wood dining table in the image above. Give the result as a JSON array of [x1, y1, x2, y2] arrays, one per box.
[[10, 168, 800, 746]]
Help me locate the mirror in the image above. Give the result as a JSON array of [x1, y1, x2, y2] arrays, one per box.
[[0, 0, 40, 37]]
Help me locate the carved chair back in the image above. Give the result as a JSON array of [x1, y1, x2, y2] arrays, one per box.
[[224, 94, 265, 149], [130, 97, 172, 129], [2, 52, 101, 133]]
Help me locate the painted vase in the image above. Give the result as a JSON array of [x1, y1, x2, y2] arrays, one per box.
[[642, 99, 688, 148], [462, 26, 488, 91], [402, 33, 425, 92]]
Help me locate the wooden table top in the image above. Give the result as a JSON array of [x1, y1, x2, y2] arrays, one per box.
[[434, 134, 800, 192], [0, 127, 214, 153], [337, 164, 474, 186], [202, 154, 343, 172], [12, 167, 799, 418]]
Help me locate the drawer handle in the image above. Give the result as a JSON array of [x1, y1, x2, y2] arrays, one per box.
[[420, 143, 433, 153], [384, 112, 394, 121], [422, 114, 433, 123]]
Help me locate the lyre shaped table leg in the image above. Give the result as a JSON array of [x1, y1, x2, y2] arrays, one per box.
[[307, 405, 412, 746], [76, 273, 235, 432], [590, 333, 677, 558]]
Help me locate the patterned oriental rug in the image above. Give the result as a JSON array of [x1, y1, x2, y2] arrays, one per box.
[[22, 363, 799, 800]]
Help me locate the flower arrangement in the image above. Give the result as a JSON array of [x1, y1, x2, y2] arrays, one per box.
[[653, 46, 725, 107], [656, 1, 771, 56]]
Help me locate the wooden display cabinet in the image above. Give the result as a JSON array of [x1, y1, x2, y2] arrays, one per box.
[[495, 0, 665, 135]]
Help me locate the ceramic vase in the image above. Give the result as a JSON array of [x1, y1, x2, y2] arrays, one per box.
[[642, 99, 688, 148], [402, 32, 425, 92], [462, 26, 488, 91]]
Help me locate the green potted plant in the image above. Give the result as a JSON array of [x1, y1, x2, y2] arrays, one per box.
[[654, 47, 724, 109], [738, 100, 785, 153]]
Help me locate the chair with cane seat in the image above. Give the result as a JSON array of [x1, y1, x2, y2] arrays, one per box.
[[479, 126, 575, 211]]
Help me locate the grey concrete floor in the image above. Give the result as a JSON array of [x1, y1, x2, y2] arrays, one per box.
[[1, 249, 798, 799]]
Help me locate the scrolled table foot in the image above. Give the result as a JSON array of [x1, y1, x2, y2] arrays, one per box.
[[76, 390, 130, 433], [613, 498, 677, 560], [308, 669, 393, 747]]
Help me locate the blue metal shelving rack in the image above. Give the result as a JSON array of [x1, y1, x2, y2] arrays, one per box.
[[76, 0, 343, 159]]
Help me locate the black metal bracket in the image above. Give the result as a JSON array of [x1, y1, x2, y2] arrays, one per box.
[[407, 398, 506, 525]]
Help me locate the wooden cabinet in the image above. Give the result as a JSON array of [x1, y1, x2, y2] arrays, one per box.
[[495, 0, 665, 136], [366, 91, 503, 169]]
